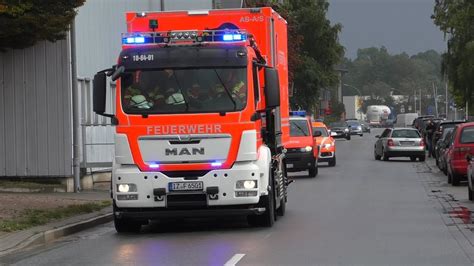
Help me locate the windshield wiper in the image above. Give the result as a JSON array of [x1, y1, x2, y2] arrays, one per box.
[[172, 73, 190, 112], [214, 70, 237, 111], [293, 123, 309, 136]]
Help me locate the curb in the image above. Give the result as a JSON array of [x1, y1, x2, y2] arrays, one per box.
[[0, 213, 113, 257]]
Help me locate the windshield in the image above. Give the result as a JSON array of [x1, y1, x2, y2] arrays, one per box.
[[290, 120, 310, 137], [313, 127, 328, 137], [121, 68, 247, 114], [330, 122, 347, 128], [347, 121, 361, 127], [391, 129, 420, 138], [460, 127, 474, 144]]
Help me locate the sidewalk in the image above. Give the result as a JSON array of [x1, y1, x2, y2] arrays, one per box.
[[0, 190, 113, 257]]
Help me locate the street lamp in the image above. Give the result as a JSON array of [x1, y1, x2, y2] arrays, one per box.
[[343, 84, 362, 96]]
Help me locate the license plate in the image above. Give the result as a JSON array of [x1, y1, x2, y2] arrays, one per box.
[[287, 163, 294, 168], [169, 181, 203, 192], [400, 141, 414, 146]]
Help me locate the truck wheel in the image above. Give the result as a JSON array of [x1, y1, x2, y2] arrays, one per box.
[[114, 217, 142, 233], [113, 203, 142, 233], [248, 171, 275, 227], [329, 156, 336, 167]]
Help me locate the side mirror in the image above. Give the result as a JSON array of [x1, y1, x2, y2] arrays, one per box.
[[93, 72, 107, 115], [313, 131, 322, 137], [375, 135, 380, 138], [264, 68, 280, 108]]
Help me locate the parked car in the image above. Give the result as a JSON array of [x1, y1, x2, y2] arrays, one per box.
[[467, 154, 474, 200], [437, 129, 455, 175], [312, 122, 336, 166], [435, 128, 454, 168], [286, 113, 320, 177], [374, 128, 425, 161], [446, 122, 474, 186], [432, 120, 465, 158], [346, 120, 363, 136], [328, 121, 351, 140]]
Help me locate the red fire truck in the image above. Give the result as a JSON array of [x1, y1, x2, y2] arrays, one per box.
[[93, 8, 290, 232]]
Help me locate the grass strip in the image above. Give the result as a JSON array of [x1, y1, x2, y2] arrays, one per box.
[[0, 180, 62, 189], [0, 200, 111, 232]]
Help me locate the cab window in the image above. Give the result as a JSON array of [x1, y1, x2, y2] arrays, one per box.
[[290, 120, 310, 137]]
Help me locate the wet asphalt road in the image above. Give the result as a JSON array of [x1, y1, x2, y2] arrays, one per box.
[[2, 129, 473, 265]]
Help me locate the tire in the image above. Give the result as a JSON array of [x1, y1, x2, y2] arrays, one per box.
[[346, 135, 351, 141], [442, 165, 447, 175], [248, 169, 275, 227], [308, 161, 318, 177], [452, 172, 460, 186], [382, 149, 389, 161], [468, 184, 474, 201], [374, 149, 381, 160], [360, 134, 363, 137], [447, 171, 452, 184], [419, 156, 425, 162], [329, 156, 336, 167], [410, 156, 417, 162]]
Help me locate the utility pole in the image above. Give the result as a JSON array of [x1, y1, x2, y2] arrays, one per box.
[[419, 89, 422, 115], [414, 89, 417, 114], [70, 19, 81, 192], [445, 76, 448, 119], [433, 82, 438, 117]]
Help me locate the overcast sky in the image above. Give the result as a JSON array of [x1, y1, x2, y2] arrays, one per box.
[[327, 0, 446, 59]]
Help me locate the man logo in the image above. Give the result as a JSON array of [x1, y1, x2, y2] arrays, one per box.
[[165, 148, 205, 156]]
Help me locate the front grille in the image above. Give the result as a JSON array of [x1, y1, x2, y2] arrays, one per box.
[[161, 170, 210, 178], [167, 193, 207, 208], [321, 152, 332, 157], [286, 148, 301, 153]]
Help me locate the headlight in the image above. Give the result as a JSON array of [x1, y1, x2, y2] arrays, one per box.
[[344, 128, 349, 132], [323, 143, 332, 149], [236, 180, 258, 189], [357, 126, 362, 130], [300, 146, 312, 152], [117, 183, 137, 193]]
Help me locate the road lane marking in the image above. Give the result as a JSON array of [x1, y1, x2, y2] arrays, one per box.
[[224, 253, 245, 266]]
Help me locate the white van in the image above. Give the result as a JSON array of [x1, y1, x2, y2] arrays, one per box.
[[395, 113, 418, 127]]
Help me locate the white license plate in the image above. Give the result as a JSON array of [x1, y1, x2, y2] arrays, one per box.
[[287, 163, 294, 168], [169, 181, 203, 192]]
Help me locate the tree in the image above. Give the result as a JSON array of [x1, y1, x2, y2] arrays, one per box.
[[432, 0, 474, 111], [245, 0, 344, 113], [0, 0, 85, 50]]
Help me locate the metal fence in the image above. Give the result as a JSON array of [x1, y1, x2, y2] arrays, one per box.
[[78, 78, 115, 170]]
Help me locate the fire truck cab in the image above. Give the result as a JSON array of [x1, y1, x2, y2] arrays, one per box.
[[93, 8, 290, 232]]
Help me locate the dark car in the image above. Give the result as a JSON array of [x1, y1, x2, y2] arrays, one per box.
[[432, 120, 465, 158], [438, 129, 455, 175], [412, 115, 435, 130], [360, 122, 371, 133], [435, 127, 454, 168], [329, 121, 351, 140], [346, 120, 364, 136]]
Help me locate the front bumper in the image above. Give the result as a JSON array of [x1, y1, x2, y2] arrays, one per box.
[[332, 131, 349, 138], [386, 146, 425, 157], [350, 129, 363, 135], [115, 206, 266, 220], [318, 151, 335, 162], [113, 161, 266, 209], [285, 150, 315, 172]]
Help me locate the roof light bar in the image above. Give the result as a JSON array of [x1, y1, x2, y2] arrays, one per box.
[[290, 111, 307, 117], [121, 30, 247, 45]]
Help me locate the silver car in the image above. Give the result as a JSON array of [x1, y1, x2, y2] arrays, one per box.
[[374, 128, 425, 161]]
